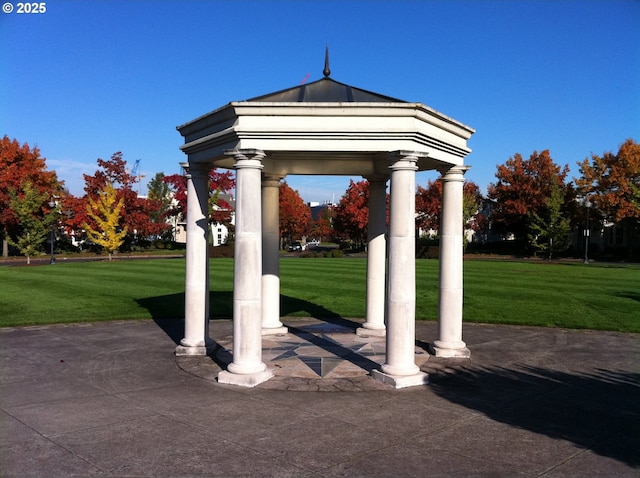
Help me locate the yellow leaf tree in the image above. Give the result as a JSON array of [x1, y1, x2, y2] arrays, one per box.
[[83, 183, 128, 261]]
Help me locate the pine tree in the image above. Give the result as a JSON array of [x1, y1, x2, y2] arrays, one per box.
[[83, 183, 128, 260]]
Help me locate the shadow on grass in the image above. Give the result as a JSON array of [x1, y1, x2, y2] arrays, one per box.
[[432, 365, 640, 468], [138, 290, 361, 344]]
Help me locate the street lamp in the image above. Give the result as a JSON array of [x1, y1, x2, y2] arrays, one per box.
[[48, 198, 57, 264], [583, 197, 591, 264]]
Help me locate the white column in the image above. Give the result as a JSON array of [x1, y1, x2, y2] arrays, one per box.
[[357, 175, 388, 337], [218, 149, 273, 387], [372, 151, 428, 388], [176, 162, 213, 356], [433, 166, 471, 358], [262, 174, 287, 335]]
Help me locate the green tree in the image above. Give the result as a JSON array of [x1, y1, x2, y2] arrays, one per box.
[[528, 180, 572, 260], [83, 183, 128, 260], [7, 181, 56, 264], [147, 172, 173, 239]]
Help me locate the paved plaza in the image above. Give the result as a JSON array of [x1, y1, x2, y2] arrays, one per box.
[[1, 317, 639, 477]]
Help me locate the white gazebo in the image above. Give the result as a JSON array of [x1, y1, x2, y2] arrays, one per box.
[[176, 58, 475, 388]]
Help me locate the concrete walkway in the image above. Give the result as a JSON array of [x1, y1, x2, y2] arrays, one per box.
[[1, 318, 638, 477]]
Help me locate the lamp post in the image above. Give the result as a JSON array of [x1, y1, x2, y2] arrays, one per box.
[[583, 197, 591, 264], [48, 198, 57, 264]]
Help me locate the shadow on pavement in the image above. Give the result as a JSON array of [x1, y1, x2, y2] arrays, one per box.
[[432, 364, 640, 468]]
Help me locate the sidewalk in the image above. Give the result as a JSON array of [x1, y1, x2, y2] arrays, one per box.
[[1, 318, 638, 477]]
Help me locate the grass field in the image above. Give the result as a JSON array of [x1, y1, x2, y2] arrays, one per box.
[[1, 258, 639, 332]]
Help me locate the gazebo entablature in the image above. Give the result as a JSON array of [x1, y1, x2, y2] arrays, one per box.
[[177, 101, 474, 176], [176, 72, 475, 389]]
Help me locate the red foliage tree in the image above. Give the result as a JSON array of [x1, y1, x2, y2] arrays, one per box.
[[66, 152, 170, 242], [333, 179, 370, 247], [163, 169, 236, 226], [487, 150, 570, 242], [0, 136, 63, 256], [279, 181, 311, 245], [415, 179, 442, 233], [415, 178, 484, 235], [308, 206, 334, 241], [576, 138, 640, 223]]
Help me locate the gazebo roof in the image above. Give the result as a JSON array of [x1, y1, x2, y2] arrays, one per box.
[[247, 77, 406, 104], [177, 53, 474, 175]]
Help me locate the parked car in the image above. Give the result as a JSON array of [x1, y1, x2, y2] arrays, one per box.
[[287, 242, 304, 252]]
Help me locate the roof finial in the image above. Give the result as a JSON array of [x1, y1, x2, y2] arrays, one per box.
[[323, 44, 331, 77]]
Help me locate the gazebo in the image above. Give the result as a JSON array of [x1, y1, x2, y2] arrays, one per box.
[[176, 55, 475, 388]]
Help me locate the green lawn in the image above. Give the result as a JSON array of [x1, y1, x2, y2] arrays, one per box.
[[0, 258, 638, 332]]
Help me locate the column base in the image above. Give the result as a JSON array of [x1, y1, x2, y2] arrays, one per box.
[[372, 369, 429, 389], [218, 368, 274, 388], [356, 326, 386, 337], [262, 326, 288, 336], [430, 340, 471, 358], [175, 338, 215, 356]]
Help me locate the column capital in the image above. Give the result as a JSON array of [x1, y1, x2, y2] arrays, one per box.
[[364, 174, 389, 184], [388, 150, 427, 171], [225, 148, 266, 166], [181, 161, 210, 179], [439, 165, 471, 181], [262, 174, 284, 188]]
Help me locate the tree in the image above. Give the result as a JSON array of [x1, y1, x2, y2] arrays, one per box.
[[147, 172, 173, 239], [279, 181, 310, 246], [487, 150, 570, 244], [415, 179, 442, 234], [163, 169, 236, 227], [333, 179, 370, 248], [528, 179, 572, 260], [83, 183, 128, 260], [7, 181, 56, 264], [79, 152, 169, 242], [576, 139, 640, 224], [415, 178, 484, 239], [0, 136, 62, 257], [308, 206, 334, 242]]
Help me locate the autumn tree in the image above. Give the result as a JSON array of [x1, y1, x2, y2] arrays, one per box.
[[487, 150, 571, 246], [75, 153, 169, 243], [83, 183, 128, 260], [279, 181, 311, 246], [576, 139, 640, 225], [163, 169, 236, 229], [415, 178, 484, 239], [528, 179, 572, 260], [333, 179, 369, 249], [308, 206, 334, 242], [0, 136, 62, 256], [7, 181, 57, 264]]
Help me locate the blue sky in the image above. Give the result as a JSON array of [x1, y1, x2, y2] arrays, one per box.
[[2, 0, 639, 202]]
